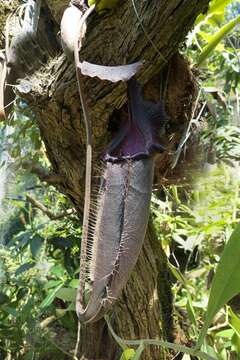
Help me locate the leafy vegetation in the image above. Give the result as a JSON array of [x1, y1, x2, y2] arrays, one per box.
[[1, 0, 240, 359]]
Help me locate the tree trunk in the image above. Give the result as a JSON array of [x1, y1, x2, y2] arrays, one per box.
[[1, 0, 210, 359]]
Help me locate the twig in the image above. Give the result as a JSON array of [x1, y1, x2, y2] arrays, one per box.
[[171, 90, 206, 169], [43, 333, 74, 358], [208, 322, 229, 333], [40, 315, 57, 329], [21, 160, 64, 186], [26, 194, 74, 220], [73, 321, 81, 359]]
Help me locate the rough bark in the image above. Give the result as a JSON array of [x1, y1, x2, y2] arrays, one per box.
[[1, 0, 210, 359]]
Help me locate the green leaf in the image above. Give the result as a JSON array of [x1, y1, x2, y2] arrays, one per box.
[[39, 282, 64, 310], [66, 301, 75, 311], [0, 292, 10, 305], [14, 231, 32, 249], [201, 342, 220, 359], [120, 349, 136, 360], [208, 0, 232, 16], [1, 305, 17, 317], [44, 280, 63, 290], [16, 288, 28, 301], [197, 15, 240, 66], [195, 0, 232, 25], [30, 234, 44, 258], [197, 223, 240, 348], [168, 263, 188, 286], [69, 279, 79, 288], [15, 262, 35, 276], [215, 328, 234, 338], [198, 30, 214, 42], [55, 287, 76, 302], [21, 297, 35, 322], [186, 294, 197, 327], [231, 333, 240, 353], [229, 307, 240, 338], [50, 264, 66, 278]]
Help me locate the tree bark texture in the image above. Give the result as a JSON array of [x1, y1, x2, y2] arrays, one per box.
[[1, 0, 210, 359]]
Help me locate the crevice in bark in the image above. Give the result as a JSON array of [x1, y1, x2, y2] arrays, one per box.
[[170, 0, 185, 17]]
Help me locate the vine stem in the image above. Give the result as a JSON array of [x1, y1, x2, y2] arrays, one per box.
[[73, 4, 95, 309], [73, 321, 81, 358], [105, 315, 217, 360], [131, 0, 167, 63]]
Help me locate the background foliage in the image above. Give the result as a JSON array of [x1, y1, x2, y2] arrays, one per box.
[[0, 0, 240, 359]]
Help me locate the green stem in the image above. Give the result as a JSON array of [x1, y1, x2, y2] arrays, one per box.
[[105, 316, 127, 351], [105, 316, 217, 360]]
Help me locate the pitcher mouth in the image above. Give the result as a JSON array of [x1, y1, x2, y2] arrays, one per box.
[[102, 78, 166, 162]]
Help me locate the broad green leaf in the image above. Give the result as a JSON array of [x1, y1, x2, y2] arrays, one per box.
[[186, 294, 197, 327], [1, 305, 17, 317], [217, 348, 228, 360], [44, 280, 63, 290], [229, 307, 240, 338], [69, 279, 79, 288], [207, 14, 226, 27], [30, 234, 44, 258], [55, 287, 76, 302], [197, 223, 240, 348], [197, 15, 240, 66], [215, 328, 234, 338], [15, 262, 35, 276], [196, 0, 232, 25], [14, 231, 32, 249], [50, 264, 66, 278], [21, 297, 35, 322], [201, 341, 220, 359], [16, 288, 28, 301], [120, 349, 135, 360], [66, 301, 75, 311], [39, 282, 64, 310], [198, 30, 214, 42], [0, 292, 10, 305], [208, 0, 232, 15], [231, 333, 240, 353], [168, 263, 188, 286], [58, 301, 75, 312]]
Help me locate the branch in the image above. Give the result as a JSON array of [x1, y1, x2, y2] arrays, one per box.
[[21, 160, 64, 186], [26, 194, 74, 220]]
